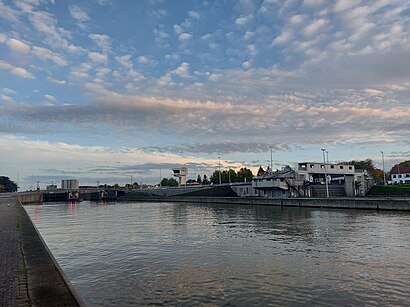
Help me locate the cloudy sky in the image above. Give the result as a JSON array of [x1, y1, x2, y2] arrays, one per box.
[[1, 0, 409, 189]]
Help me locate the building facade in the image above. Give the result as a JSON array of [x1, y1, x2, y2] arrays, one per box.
[[390, 166, 410, 184], [250, 162, 373, 198], [61, 179, 79, 190]]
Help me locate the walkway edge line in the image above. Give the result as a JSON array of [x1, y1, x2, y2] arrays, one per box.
[[19, 199, 87, 307]]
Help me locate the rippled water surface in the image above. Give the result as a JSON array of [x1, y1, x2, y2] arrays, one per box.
[[25, 202, 410, 306]]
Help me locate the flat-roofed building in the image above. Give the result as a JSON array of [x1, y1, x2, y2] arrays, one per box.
[[61, 179, 79, 190]]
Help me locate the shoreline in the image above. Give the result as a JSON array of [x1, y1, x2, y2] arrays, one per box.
[[121, 195, 410, 211]]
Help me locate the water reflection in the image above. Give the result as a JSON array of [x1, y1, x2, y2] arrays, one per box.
[[25, 202, 410, 306]]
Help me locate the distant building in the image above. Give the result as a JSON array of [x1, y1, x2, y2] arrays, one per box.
[[251, 162, 369, 198], [61, 179, 79, 190], [173, 167, 188, 187], [354, 169, 374, 196], [390, 166, 410, 184], [46, 184, 57, 190]]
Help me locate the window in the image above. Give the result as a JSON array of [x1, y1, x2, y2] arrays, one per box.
[[340, 166, 344, 169], [393, 175, 396, 178], [349, 167, 352, 170], [398, 175, 402, 178], [320, 165, 324, 168], [310, 164, 314, 168], [330, 165, 334, 169], [406, 174, 410, 177]]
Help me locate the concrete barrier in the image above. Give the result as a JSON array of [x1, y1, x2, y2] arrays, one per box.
[[123, 193, 410, 211]]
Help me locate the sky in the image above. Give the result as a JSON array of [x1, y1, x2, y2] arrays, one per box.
[[1, 0, 410, 190]]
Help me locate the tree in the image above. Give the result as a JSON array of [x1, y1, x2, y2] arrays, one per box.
[[398, 160, 410, 167], [0, 176, 18, 193], [160, 178, 178, 187], [343, 159, 384, 182], [237, 168, 253, 182], [160, 178, 169, 186], [168, 178, 178, 187], [196, 174, 202, 184], [210, 170, 221, 184], [203, 174, 209, 185]]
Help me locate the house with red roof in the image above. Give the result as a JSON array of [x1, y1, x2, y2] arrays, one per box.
[[390, 165, 410, 184]]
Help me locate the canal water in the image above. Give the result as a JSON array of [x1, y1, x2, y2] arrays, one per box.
[[25, 201, 410, 306]]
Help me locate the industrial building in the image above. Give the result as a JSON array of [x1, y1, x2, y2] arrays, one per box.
[[61, 179, 79, 190], [251, 162, 373, 198]]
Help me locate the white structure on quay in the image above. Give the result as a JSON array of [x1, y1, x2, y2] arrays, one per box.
[[173, 167, 188, 187], [251, 162, 373, 198], [61, 179, 79, 190]]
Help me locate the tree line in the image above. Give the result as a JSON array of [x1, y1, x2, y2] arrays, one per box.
[[0, 176, 18, 193], [159, 168, 254, 186]]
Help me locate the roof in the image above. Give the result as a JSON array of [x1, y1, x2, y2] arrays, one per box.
[[390, 165, 410, 174]]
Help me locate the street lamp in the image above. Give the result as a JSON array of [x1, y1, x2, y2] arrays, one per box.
[[321, 148, 329, 198], [326, 150, 329, 164], [268, 145, 273, 174], [218, 156, 222, 186], [381, 151, 386, 186]]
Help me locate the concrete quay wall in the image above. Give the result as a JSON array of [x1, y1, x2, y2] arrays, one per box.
[[18, 191, 43, 204], [0, 195, 85, 306], [124, 194, 410, 211]]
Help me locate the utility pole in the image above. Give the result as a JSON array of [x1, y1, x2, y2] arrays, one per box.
[[321, 148, 329, 198], [218, 156, 221, 186], [269, 145, 273, 174], [381, 151, 386, 186]]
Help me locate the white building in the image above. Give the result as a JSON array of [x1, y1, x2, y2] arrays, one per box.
[[390, 166, 410, 184], [61, 179, 79, 190], [172, 167, 188, 187]]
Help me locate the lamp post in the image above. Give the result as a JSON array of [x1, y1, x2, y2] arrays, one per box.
[[268, 145, 273, 174], [218, 156, 222, 186], [326, 150, 329, 164], [381, 151, 386, 186], [321, 148, 329, 198]]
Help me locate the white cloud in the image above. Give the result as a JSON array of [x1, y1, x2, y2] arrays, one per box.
[[334, 0, 358, 13], [188, 11, 200, 19], [304, 0, 326, 7], [0, 60, 35, 79], [115, 55, 133, 69], [6, 38, 30, 53], [46, 76, 66, 85], [32, 46, 68, 66], [137, 56, 149, 64], [201, 33, 212, 40], [178, 33, 192, 40], [303, 18, 328, 36], [11, 67, 35, 79], [89, 33, 111, 50], [0, 1, 20, 22], [69, 5, 90, 22], [235, 15, 251, 26], [172, 62, 190, 78], [242, 60, 252, 69], [173, 24, 183, 34], [2, 87, 16, 95], [273, 29, 293, 45], [88, 52, 108, 63], [45, 94, 57, 102]]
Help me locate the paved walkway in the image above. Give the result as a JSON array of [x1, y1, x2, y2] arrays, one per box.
[[0, 194, 83, 306], [0, 194, 30, 307]]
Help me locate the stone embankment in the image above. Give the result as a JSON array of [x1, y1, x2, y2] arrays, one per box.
[[0, 194, 85, 306], [124, 193, 410, 211]]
